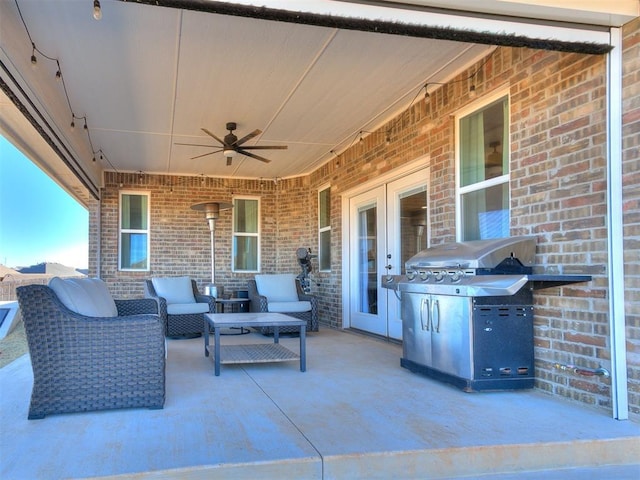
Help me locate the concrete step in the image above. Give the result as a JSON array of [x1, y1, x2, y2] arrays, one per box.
[[321, 436, 640, 479]]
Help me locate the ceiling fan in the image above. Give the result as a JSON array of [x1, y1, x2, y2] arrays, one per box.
[[176, 122, 287, 165]]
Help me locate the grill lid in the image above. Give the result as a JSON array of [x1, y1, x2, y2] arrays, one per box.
[[406, 236, 536, 270]]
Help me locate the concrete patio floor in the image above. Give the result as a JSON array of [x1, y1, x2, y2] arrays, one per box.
[[1, 328, 638, 479]]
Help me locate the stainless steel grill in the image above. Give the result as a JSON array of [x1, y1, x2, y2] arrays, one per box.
[[382, 236, 591, 391], [384, 236, 536, 297]]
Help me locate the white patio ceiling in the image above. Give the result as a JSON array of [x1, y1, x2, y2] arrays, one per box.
[[0, 0, 637, 205]]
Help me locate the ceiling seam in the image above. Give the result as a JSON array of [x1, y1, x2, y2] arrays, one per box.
[[166, 9, 184, 175], [260, 28, 341, 142]]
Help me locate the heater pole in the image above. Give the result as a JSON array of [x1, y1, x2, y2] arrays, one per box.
[[209, 220, 216, 284]]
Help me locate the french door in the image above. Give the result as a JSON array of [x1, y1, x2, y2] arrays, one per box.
[[347, 170, 429, 340]]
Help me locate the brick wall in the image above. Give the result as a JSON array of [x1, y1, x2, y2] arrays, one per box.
[[93, 20, 639, 417], [97, 173, 315, 299], [622, 17, 640, 416]]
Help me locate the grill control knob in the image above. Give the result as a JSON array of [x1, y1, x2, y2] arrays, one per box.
[[406, 270, 416, 281], [433, 271, 445, 282], [419, 271, 430, 281], [449, 270, 464, 283]]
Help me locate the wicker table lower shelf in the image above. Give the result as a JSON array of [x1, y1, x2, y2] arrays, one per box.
[[204, 312, 307, 376], [205, 343, 299, 364]]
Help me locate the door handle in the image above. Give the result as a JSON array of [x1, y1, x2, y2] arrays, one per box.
[[420, 297, 430, 331], [432, 299, 440, 333]]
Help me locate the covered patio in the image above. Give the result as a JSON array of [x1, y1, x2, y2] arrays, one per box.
[[1, 328, 638, 479]]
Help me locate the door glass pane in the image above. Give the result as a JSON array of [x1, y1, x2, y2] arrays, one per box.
[[358, 205, 377, 314], [399, 189, 427, 275]]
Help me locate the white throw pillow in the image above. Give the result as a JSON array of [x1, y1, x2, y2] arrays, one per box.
[[49, 277, 118, 317], [255, 274, 299, 302], [151, 276, 195, 304]]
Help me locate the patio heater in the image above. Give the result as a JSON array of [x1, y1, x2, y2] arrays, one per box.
[[191, 201, 233, 297]]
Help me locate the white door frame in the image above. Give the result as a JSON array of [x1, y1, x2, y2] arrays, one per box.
[[341, 156, 430, 330]]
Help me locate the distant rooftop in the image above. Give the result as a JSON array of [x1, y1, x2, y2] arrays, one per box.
[[0, 265, 20, 280], [14, 262, 85, 277]]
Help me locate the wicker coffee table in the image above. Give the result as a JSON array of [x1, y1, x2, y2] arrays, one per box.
[[204, 312, 307, 376]]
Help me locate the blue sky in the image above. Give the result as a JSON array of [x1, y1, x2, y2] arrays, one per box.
[[0, 135, 88, 269]]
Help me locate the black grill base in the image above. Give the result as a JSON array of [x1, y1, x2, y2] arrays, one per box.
[[400, 358, 535, 392]]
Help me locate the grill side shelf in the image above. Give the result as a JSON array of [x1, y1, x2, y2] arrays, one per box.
[[527, 274, 592, 290]]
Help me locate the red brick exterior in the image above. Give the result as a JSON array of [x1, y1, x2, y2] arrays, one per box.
[[90, 19, 640, 418], [622, 17, 640, 416]]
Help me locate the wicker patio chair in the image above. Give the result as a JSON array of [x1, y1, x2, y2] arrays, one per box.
[[248, 274, 319, 335], [144, 277, 216, 338], [16, 283, 165, 420]]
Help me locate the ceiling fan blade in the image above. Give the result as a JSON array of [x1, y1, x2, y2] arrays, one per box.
[[175, 142, 215, 147], [239, 149, 271, 163], [234, 129, 262, 146], [240, 145, 288, 150], [190, 149, 223, 160], [201, 128, 226, 145]]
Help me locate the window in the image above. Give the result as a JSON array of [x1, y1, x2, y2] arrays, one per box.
[[119, 191, 150, 270], [457, 93, 510, 241], [233, 197, 260, 272], [318, 186, 331, 271]]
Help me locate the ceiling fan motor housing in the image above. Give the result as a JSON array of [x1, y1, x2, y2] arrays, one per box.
[[225, 122, 238, 145]]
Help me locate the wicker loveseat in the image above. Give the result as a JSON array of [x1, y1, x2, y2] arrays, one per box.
[[144, 277, 216, 338], [248, 274, 319, 335], [16, 279, 165, 420]]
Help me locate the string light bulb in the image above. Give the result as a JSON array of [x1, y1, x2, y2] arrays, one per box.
[[70, 114, 75, 130], [93, 0, 102, 20], [469, 85, 477, 98], [30, 44, 37, 66]]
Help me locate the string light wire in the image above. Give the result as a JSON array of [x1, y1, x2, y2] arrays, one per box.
[[331, 54, 491, 160], [13, 0, 109, 169]]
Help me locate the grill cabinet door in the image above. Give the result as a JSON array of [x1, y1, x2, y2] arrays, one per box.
[[430, 296, 472, 379], [400, 292, 432, 366]]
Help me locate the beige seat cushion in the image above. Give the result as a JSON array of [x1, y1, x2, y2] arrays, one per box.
[[254, 274, 299, 302], [49, 277, 118, 317], [267, 301, 311, 313], [167, 303, 210, 315], [151, 276, 195, 304]]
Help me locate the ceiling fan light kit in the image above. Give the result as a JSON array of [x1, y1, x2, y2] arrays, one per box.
[[177, 121, 287, 165]]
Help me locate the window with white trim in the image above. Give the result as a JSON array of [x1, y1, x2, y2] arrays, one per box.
[[232, 197, 260, 272], [457, 93, 510, 241], [119, 191, 150, 271], [318, 186, 331, 271]]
